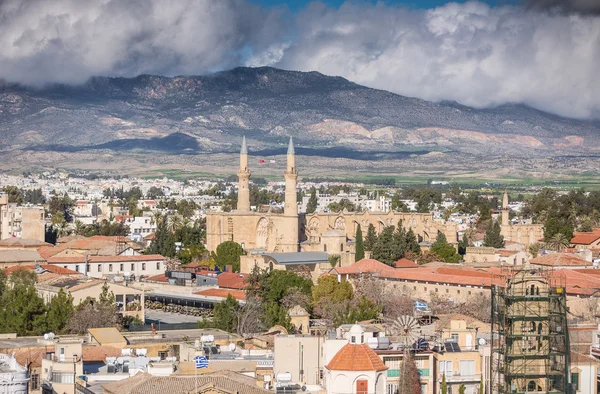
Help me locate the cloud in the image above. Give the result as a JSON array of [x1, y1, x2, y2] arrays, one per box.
[[526, 0, 600, 15], [0, 0, 599, 119], [0, 0, 285, 85], [261, 1, 600, 119]]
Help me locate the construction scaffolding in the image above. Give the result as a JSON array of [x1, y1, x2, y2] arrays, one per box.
[[491, 267, 571, 394]]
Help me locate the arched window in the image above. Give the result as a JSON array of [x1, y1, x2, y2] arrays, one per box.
[[340, 243, 344, 252], [324, 244, 328, 252], [528, 381, 537, 391]]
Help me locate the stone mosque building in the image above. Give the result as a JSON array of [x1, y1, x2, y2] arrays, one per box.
[[205, 137, 458, 269], [500, 190, 544, 248]]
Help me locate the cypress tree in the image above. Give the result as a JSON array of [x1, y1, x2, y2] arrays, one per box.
[[355, 224, 365, 262], [406, 228, 421, 255], [483, 220, 505, 248], [372, 226, 396, 266], [364, 224, 377, 251], [458, 233, 470, 255], [392, 220, 407, 261], [306, 187, 318, 214]]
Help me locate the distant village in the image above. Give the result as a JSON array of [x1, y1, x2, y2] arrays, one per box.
[[1, 140, 600, 394]]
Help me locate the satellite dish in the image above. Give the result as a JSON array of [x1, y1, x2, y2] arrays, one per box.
[[228, 343, 236, 352], [478, 338, 487, 346]]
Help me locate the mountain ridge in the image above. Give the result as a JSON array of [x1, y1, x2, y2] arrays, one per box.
[[0, 66, 598, 160]]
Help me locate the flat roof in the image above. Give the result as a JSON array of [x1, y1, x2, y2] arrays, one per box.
[[264, 252, 329, 265]]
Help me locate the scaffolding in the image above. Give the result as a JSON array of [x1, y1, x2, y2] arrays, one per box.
[[491, 267, 571, 394]]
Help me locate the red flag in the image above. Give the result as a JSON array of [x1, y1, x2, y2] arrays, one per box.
[[259, 159, 265, 163]]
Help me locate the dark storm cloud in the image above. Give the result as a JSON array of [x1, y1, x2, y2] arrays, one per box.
[[1, 0, 599, 119], [526, 0, 600, 14]]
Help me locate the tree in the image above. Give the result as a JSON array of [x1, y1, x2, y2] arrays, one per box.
[[364, 224, 377, 252], [458, 233, 469, 256], [212, 294, 240, 332], [546, 233, 570, 252], [334, 295, 382, 326], [306, 188, 318, 214], [2, 186, 22, 204], [479, 377, 484, 394], [405, 229, 421, 255], [391, 191, 409, 212], [355, 224, 365, 262], [147, 218, 176, 257], [483, 220, 505, 248], [529, 242, 543, 258], [45, 289, 74, 334], [372, 226, 397, 266], [392, 221, 407, 262], [68, 284, 117, 334], [398, 352, 421, 394], [328, 254, 341, 268], [544, 217, 574, 243], [430, 232, 461, 264], [213, 241, 244, 272], [458, 383, 466, 394], [328, 199, 356, 213], [0, 269, 48, 336], [441, 373, 448, 394]]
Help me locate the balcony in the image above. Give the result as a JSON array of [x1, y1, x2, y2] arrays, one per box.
[[387, 368, 430, 378], [439, 372, 481, 383]]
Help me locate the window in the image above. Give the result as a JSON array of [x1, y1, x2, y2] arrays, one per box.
[[356, 380, 368, 394], [439, 360, 452, 377], [158, 351, 168, 360], [30, 374, 40, 390], [324, 244, 327, 252], [75, 265, 79, 272], [98, 264, 102, 272], [109, 264, 113, 272], [571, 372, 580, 391], [120, 264, 124, 271], [156, 262, 161, 270], [451, 333, 459, 342], [340, 243, 344, 252], [86, 263, 90, 272], [142, 263, 146, 270], [131, 263, 135, 271], [457, 290, 461, 294], [459, 360, 475, 376], [51, 372, 74, 384]]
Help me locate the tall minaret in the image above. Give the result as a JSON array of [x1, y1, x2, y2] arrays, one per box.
[[284, 136, 298, 216], [282, 136, 299, 252], [502, 189, 509, 225], [237, 136, 251, 211]]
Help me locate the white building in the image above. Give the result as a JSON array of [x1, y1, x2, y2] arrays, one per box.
[[0, 353, 29, 394], [324, 325, 387, 394]]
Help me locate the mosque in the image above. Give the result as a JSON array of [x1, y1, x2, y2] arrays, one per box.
[[205, 137, 458, 269]]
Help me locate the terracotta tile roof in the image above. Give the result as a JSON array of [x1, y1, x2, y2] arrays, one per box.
[[217, 272, 249, 290], [193, 288, 247, 300], [143, 233, 155, 240], [571, 229, 600, 245], [332, 258, 397, 275], [143, 200, 157, 205], [146, 273, 169, 283], [4, 265, 36, 275], [325, 343, 388, 371], [40, 264, 81, 275], [394, 258, 419, 268], [83, 346, 124, 362], [530, 253, 592, 267], [103, 371, 271, 394], [378, 267, 501, 287], [13, 347, 53, 368], [45, 254, 165, 264]]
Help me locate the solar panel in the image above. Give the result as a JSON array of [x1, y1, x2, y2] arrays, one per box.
[[444, 342, 462, 352]]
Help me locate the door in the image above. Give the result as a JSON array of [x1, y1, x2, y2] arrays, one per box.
[[357, 380, 368, 394]]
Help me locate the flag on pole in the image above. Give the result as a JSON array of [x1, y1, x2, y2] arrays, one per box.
[[195, 355, 208, 369]]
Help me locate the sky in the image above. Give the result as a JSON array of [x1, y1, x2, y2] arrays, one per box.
[[0, 0, 599, 119]]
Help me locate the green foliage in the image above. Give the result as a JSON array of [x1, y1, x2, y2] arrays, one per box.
[[147, 218, 176, 257], [391, 191, 409, 212], [2, 186, 22, 204], [146, 186, 164, 199], [250, 269, 313, 305], [75, 219, 130, 237], [479, 377, 484, 394], [328, 198, 356, 213], [483, 220, 505, 248], [364, 224, 377, 252], [212, 294, 240, 332], [46, 289, 74, 334], [49, 193, 75, 222], [405, 228, 421, 255], [0, 269, 48, 336], [544, 217, 574, 243], [372, 226, 397, 266], [431, 232, 461, 263], [306, 187, 318, 214], [213, 241, 244, 272], [355, 224, 365, 262], [458, 233, 470, 255], [328, 254, 341, 268], [263, 302, 292, 331], [458, 383, 466, 394], [441, 373, 448, 394], [334, 295, 382, 326], [312, 275, 353, 305], [23, 188, 46, 204], [402, 187, 442, 213]]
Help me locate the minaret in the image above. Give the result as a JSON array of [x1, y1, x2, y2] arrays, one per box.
[[502, 189, 509, 225], [284, 136, 298, 216], [237, 136, 251, 211], [283, 136, 299, 252]]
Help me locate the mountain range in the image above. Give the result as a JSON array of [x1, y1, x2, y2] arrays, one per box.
[[0, 67, 598, 178]]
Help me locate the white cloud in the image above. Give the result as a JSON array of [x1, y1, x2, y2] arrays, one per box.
[[1, 0, 599, 119]]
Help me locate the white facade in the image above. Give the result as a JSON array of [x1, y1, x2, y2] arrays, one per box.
[[83, 257, 165, 279], [123, 216, 157, 242], [0, 353, 29, 394]]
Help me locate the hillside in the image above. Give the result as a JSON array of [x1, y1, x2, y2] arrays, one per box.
[[0, 67, 598, 179]]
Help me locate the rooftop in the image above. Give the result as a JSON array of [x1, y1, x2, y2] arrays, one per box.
[[325, 343, 388, 372], [264, 252, 329, 265]]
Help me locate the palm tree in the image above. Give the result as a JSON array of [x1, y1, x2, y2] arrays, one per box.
[[547, 233, 570, 252], [74, 220, 85, 235], [150, 211, 162, 226], [167, 215, 182, 233]]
